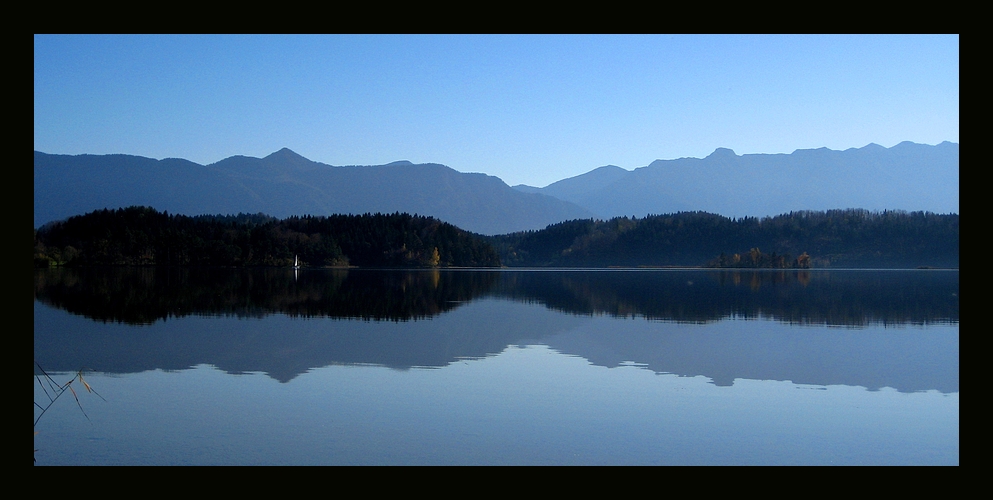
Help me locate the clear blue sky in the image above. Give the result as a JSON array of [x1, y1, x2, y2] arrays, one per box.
[[34, 34, 958, 188]]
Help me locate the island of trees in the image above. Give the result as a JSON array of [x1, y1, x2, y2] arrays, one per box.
[[34, 207, 958, 269]]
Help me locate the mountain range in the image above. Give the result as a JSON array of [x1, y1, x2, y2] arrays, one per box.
[[514, 141, 958, 220], [34, 141, 958, 235], [34, 148, 594, 235]]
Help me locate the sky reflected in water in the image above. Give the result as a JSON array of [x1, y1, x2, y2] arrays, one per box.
[[34, 269, 958, 465]]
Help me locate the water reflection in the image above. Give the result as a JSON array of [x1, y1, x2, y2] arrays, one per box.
[[34, 267, 958, 392], [493, 269, 958, 326], [35, 267, 958, 326], [34, 267, 499, 324]]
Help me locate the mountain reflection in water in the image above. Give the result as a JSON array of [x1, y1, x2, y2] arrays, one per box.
[[34, 267, 958, 392]]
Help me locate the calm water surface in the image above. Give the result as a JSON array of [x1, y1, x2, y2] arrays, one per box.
[[34, 268, 958, 465]]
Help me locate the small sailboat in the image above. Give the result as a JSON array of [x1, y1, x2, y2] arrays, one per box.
[[293, 255, 300, 270]]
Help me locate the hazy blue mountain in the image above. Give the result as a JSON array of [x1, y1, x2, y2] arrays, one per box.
[[514, 142, 958, 219], [520, 165, 630, 201], [34, 149, 595, 235], [35, 142, 958, 237]]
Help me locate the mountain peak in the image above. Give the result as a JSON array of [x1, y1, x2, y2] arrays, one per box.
[[265, 148, 307, 161], [258, 148, 326, 172], [706, 147, 737, 159]]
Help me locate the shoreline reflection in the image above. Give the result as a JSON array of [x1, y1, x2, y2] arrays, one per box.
[[34, 267, 958, 326], [35, 268, 958, 393]]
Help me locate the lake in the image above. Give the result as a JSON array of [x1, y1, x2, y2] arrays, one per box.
[[34, 267, 959, 465]]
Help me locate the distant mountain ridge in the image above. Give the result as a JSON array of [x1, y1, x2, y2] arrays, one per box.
[[35, 141, 958, 236], [514, 141, 958, 219], [34, 149, 595, 235]]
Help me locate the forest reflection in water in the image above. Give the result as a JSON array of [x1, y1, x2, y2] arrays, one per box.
[[34, 267, 958, 393], [34, 266, 958, 326]]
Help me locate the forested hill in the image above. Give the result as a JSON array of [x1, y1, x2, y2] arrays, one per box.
[[34, 207, 959, 269], [33, 207, 501, 268], [488, 209, 959, 269]]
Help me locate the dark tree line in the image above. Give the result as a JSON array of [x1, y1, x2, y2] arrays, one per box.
[[33, 207, 958, 269], [489, 209, 958, 268], [34, 207, 502, 268]]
